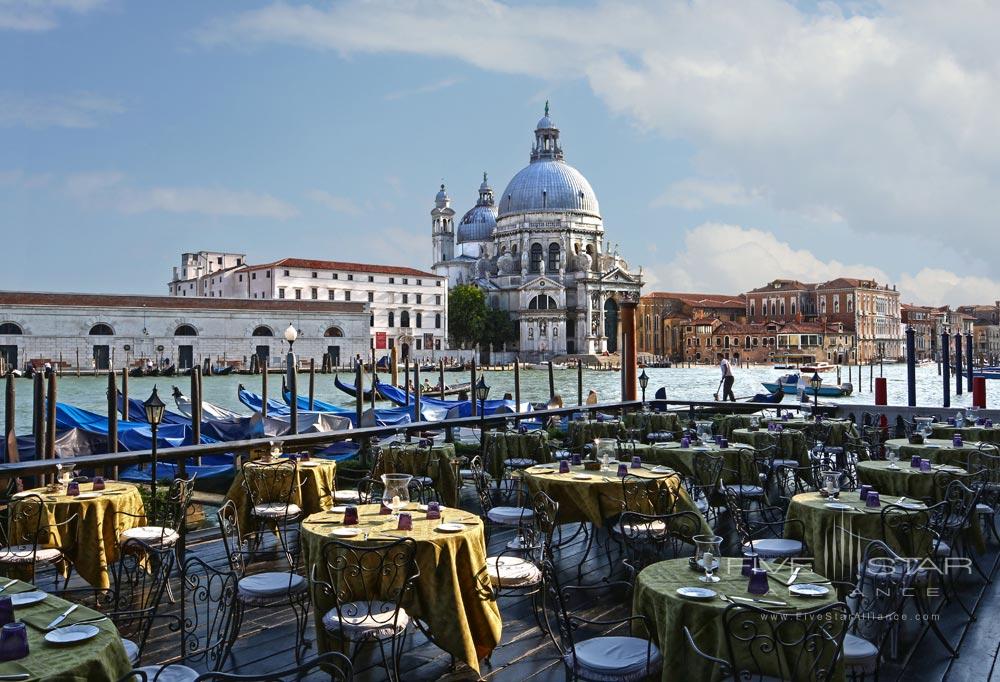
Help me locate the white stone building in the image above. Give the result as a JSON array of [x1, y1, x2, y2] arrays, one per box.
[[431, 104, 642, 360], [168, 254, 449, 359], [0, 292, 369, 371]]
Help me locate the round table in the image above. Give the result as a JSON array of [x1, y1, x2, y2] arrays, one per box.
[[377, 442, 459, 507], [225, 457, 337, 539], [884, 438, 981, 469], [931, 424, 1000, 445], [731, 428, 809, 465], [0, 580, 132, 681], [10, 482, 144, 589], [856, 460, 967, 501], [567, 419, 625, 449], [784, 492, 929, 582], [632, 558, 838, 682], [643, 443, 753, 484], [623, 412, 682, 438], [484, 431, 552, 479], [521, 464, 710, 532], [299, 504, 501, 675], [765, 417, 858, 446]]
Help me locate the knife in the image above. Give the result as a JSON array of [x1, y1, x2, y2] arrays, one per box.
[[727, 595, 789, 606], [0, 580, 17, 594], [785, 567, 802, 586], [45, 603, 79, 630], [0, 674, 29, 681]]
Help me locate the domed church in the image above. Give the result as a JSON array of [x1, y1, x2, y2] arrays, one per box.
[[431, 104, 643, 359]]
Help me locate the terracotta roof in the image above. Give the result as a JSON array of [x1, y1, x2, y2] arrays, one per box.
[[246, 258, 441, 279], [0, 291, 366, 313], [641, 292, 746, 308], [746, 279, 814, 293]]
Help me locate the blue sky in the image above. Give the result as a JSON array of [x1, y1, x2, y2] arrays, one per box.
[[3, 0, 999, 305]]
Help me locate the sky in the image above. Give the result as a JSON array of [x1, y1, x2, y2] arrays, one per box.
[[2, 0, 999, 307]]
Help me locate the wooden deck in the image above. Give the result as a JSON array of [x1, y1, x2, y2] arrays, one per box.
[[105, 488, 1000, 681]]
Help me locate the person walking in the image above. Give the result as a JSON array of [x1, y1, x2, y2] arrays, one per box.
[[720, 356, 736, 402]]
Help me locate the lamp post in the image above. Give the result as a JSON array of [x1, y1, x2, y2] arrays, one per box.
[[476, 376, 490, 460], [284, 324, 298, 433], [144, 385, 166, 517], [810, 372, 822, 410], [638, 369, 649, 409]]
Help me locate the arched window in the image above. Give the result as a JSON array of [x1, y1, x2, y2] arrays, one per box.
[[324, 326, 344, 337], [251, 326, 273, 337], [547, 243, 560, 272], [89, 323, 113, 335], [0, 322, 22, 335], [400, 311, 410, 327], [529, 243, 543, 273], [435, 313, 441, 328], [528, 295, 558, 310], [388, 312, 395, 328], [415, 312, 422, 328], [745, 336, 751, 348], [174, 324, 197, 336]]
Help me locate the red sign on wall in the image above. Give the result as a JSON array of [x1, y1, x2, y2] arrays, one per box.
[[375, 332, 387, 349]]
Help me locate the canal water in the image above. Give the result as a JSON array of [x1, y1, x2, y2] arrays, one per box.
[[6, 363, 994, 431]]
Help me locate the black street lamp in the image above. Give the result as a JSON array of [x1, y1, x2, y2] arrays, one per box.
[[810, 372, 822, 410], [638, 369, 649, 408], [144, 384, 166, 514], [476, 376, 490, 459]]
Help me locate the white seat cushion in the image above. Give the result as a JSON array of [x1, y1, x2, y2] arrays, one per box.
[[459, 469, 476, 479], [0, 545, 61, 563], [120, 526, 180, 547], [843, 633, 879, 669], [487, 506, 533, 525], [506, 458, 536, 468], [133, 665, 199, 682], [725, 485, 765, 497], [615, 520, 668, 538], [321, 600, 409, 639], [771, 459, 800, 469], [413, 475, 435, 486], [743, 538, 803, 558], [123, 637, 140, 665], [486, 556, 542, 588], [238, 571, 307, 600], [977, 503, 995, 514], [934, 541, 952, 557], [334, 490, 361, 502], [252, 502, 302, 519], [569, 636, 662, 681]]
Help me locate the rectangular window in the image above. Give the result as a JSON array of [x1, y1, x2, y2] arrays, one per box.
[[283, 270, 289, 276], [311, 287, 318, 299], [435, 295, 441, 305], [266, 271, 270, 278], [368, 291, 374, 302], [368, 275, 374, 282], [328, 291, 335, 301], [389, 277, 395, 284], [345, 291, 351, 301], [416, 279, 422, 286], [238, 274, 243, 282], [403, 278, 408, 285], [312, 272, 318, 278], [295, 289, 302, 300], [402, 294, 408, 304], [278, 288, 286, 299], [436, 281, 441, 286], [347, 274, 353, 281], [251, 272, 256, 280], [416, 294, 422, 304], [332, 273, 339, 279]]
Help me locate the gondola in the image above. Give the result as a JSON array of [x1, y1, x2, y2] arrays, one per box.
[[160, 364, 176, 377], [333, 373, 381, 401], [213, 365, 235, 376]]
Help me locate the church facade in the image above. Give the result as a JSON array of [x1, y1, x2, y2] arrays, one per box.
[[431, 105, 642, 360]]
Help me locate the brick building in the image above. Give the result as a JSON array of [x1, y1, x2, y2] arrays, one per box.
[[638, 292, 745, 361]]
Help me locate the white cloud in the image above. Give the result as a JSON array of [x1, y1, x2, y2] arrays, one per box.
[[305, 189, 362, 215], [899, 269, 1000, 307], [0, 0, 108, 32], [64, 172, 299, 220], [383, 77, 463, 101], [0, 91, 124, 128], [197, 0, 1000, 262], [0, 169, 53, 189], [652, 178, 761, 210]]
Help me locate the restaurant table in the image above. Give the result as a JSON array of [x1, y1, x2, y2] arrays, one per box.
[[623, 412, 682, 439], [731, 428, 809, 466], [856, 460, 968, 501], [377, 442, 459, 507], [632, 558, 840, 682], [567, 419, 625, 449], [225, 457, 337, 539], [644, 443, 754, 484], [483, 431, 552, 479], [765, 417, 859, 446], [885, 438, 984, 469], [930, 424, 1000, 445], [0, 579, 132, 681], [10, 482, 144, 589], [784, 492, 931, 582], [299, 504, 501, 675], [521, 464, 711, 533]]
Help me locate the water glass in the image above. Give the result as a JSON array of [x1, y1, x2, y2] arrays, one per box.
[[694, 535, 723, 583], [571, 453, 583, 466], [911, 455, 922, 468], [720, 438, 729, 449], [425, 502, 441, 520]]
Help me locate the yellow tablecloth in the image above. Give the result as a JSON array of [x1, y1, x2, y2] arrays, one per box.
[[0, 580, 132, 681], [9, 483, 144, 589], [567, 420, 625, 449], [484, 431, 552, 479], [225, 458, 337, 538], [376, 443, 459, 507], [300, 505, 501, 674]]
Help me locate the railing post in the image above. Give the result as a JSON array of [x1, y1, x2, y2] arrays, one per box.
[[905, 326, 916, 407], [941, 331, 951, 408], [105, 369, 117, 481], [954, 333, 963, 396]]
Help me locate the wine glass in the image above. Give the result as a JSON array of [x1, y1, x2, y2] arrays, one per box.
[[887, 446, 899, 469], [694, 535, 723, 583], [823, 471, 841, 496], [380, 473, 412, 521]]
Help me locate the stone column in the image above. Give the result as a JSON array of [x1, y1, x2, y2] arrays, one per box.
[[621, 297, 638, 400]]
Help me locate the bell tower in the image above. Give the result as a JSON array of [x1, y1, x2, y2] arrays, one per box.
[[431, 183, 455, 266]]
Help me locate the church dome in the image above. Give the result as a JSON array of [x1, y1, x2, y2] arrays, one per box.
[[497, 103, 600, 219], [457, 173, 498, 244]]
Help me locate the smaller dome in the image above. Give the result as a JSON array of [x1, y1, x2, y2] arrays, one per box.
[[457, 173, 497, 244], [434, 183, 449, 208], [536, 114, 554, 130]]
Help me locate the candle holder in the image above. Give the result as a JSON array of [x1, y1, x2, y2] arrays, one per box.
[[630, 456, 642, 469], [680, 437, 690, 448], [920, 459, 932, 472], [0, 597, 12, 627], [397, 512, 413, 531], [910, 455, 922, 468], [741, 552, 759, 578], [559, 460, 571, 474], [571, 453, 583, 466], [425, 502, 441, 520], [747, 568, 769, 595], [859, 484, 872, 501], [92, 476, 105, 491], [953, 434, 963, 447], [343, 506, 359, 526], [694, 535, 723, 583], [720, 438, 729, 449], [617, 463, 629, 478], [0, 622, 28, 661], [66, 482, 80, 497], [866, 491, 881, 508]]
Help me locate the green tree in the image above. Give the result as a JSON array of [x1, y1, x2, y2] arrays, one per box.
[[482, 307, 517, 349], [448, 284, 486, 349]]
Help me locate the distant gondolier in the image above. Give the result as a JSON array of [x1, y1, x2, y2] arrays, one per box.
[[720, 357, 736, 402]]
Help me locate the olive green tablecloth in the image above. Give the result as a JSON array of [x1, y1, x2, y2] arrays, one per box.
[[856, 460, 967, 501], [484, 431, 552, 478], [931, 424, 1000, 445], [765, 418, 858, 446], [567, 420, 625, 449], [300, 505, 501, 674], [225, 458, 337, 539], [645, 443, 753, 484], [0, 580, 132, 681], [784, 492, 930, 582], [377, 443, 458, 507], [633, 558, 841, 682], [885, 438, 982, 469], [9, 483, 144, 589], [731, 428, 809, 465], [623, 412, 682, 438], [521, 465, 711, 534]]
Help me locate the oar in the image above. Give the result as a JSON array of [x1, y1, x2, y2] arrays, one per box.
[[712, 378, 724, 401]]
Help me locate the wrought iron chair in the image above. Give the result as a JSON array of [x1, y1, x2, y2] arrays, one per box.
[[189, 651, 353, 681], [685, 452, 725, 528], [117, 475, 196, 550], [968, 443, 1000, 542], [131, 555, 239, 681], [619, 510, 702, 585], [0, 493, 73, 586], [241, 459, 301, 565], [720, 446, 768, 507], [385, 442, 440, 502], [541, 559, 662, 681], [357, 475, 427, 506], [683, 601, 850, 681], [723, 486, 806, 560], [470, 456, 533, 547], [311, 537, 419, 682], [217, 500, 310, 664]]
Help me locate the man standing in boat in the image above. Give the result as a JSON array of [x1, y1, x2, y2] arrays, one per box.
[[720, 356, 736, 402]]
